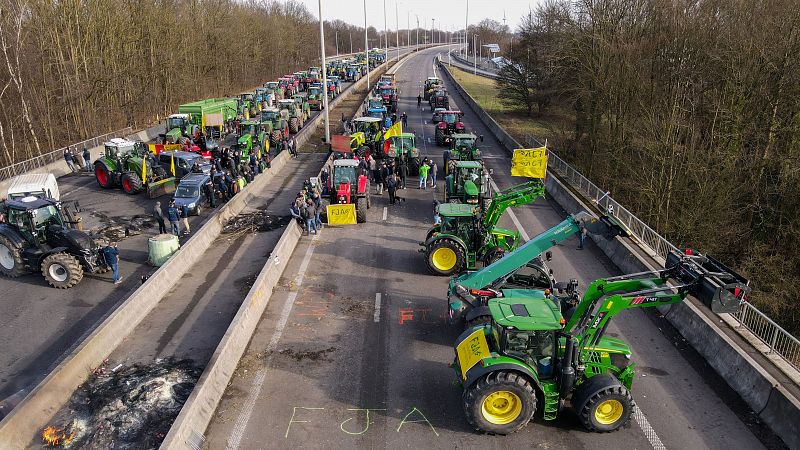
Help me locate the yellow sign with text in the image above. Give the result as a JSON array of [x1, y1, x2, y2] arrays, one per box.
[[456, 328, 492, 379], [511, 147, 548, 178], [326, 204, 357, 225]]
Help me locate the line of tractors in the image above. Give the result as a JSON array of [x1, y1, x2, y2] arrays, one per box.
[[410, 75, 751, 439]]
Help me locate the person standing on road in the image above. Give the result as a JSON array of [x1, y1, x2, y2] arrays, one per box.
[[418, 160, 430, 189], [378, 162, 389, 195], [153, 201, 167, 234], [249, 153, 259, 176], [82, 146, 92, 171], [303, 199, 317, 235], [167, 201, 180, 236], [398, 156, 407, 189], [72, 148, 85, 173], [289, 137, 297, 158], [401, 112, 408, 128], [369, 154, 378, 183], [103, 242, 122, 285], [417, 94, 422, 108], [204, 176, 216, 208], [577, 220, 588, 250], [64, 148, 76, 173], [430, 160, 438, 188], [312, 192, 323, 229], [180, 204, 191, 235]]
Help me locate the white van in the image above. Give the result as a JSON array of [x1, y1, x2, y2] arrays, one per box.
[[6, 173, 60, 201]]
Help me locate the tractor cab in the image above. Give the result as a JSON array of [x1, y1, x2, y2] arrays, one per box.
[[328, 159, 370, 222], [446, 133, 483, 165], [368, 97, 384, 110], [308, 85, 324, 110], [350, 117, 383, 152], [445, 160, 490, 204], [435, 112, 466, 146], [367, 107, 387, 120], [386, 133, 418, 159], [164, 114, 198, 144], [5, 197, 66, 244], [430, 89, 449, 110]]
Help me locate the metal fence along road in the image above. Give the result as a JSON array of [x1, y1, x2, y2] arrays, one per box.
[[521, 132, 800, 372], [0, 127, 133, 182]]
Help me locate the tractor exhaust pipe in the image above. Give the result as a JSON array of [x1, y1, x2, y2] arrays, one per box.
[[558, 334, 577, 398]]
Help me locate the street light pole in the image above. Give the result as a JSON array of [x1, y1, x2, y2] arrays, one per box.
[[383, 0, 388, 56], [395, 0, 400, 60], [407, 10, 410, 47], [465, 0, 469, 55], [364, 0, 369, 91], [473, 34, 477, 75], [335, 30, 339, 56], [415, 15, 419, 52], [431, 18, 435, 45], [350, 31, 353, 54], [318, 0, 330, 143]]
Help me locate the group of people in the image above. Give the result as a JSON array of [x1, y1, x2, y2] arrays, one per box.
[[63, 146, 93, 173], [152, 200, 192, 237], [289, 181, 323, 235], [281, 137, 298, 158]]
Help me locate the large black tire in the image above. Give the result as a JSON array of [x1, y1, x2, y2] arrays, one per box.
[[41, 253, 84, 289], [573, 375, 635, 432], [270, 130, 282, 147], [435, 128, 444, 146], [425, 239, 465, 276], [94, 162, 115, 189], [121, 172, 143, 194], [483, 248, 505, 267], [409, 157, 420, 176], [356, 197, 367, 223], [0, 235, 27, 277], [463, 371, 537, 435], [466, 314, 492, 329], [289, 117, 299, 134]]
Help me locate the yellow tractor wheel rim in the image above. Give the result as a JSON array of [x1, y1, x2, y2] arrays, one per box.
[[481, 391, 522, 425], [431, 247, 457, 271], [594, 399, 624, 425]]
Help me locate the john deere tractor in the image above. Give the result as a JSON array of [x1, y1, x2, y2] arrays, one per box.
[[424, 77, 441, 101], [435, 111, 466, 146], [444, 133, 484, 174], [308, 84, 326, 111], [292, 93, 311, 121], [260, 107, 289, 147], [444, 160, 491, 205], [385, 133, 421, 175], [238, 120, 270, 158], [0, 197, 110, 288], [451, 248, 748, 435], [278, 99, 305, 134], [420, 180, 545, 276], [94, 138, 170, 195]]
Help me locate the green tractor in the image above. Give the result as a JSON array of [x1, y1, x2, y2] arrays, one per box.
[[292, 93, 312, 121], [278, 99, 305, 134], [424, 76, 441, 101], [385, 133, 421, 175], [350, 117, 383, 156], [451, 248, 748, 434], [163, 114, 201, 145], [307, 84, 326, 111], [260, 107, 289, 147], [264, 81, 284, 102], [237, 120, 270, 159], [444, 160, 492, 205], [238, 93, 257, 119], [94, 138, 171, 195], [444, 133, 484, 175], [420, 181, 545, 276]]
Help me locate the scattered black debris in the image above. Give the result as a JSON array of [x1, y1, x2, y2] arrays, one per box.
[[277, 347, 336, 362], [90, 212, 156, 242], [44, 358, 200, 449], [222, 211, 290, 236]]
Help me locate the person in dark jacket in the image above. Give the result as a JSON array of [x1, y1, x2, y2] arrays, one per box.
[[387, 173, 398, 205], [82, 146, 92, 171], [303, 199, 317, 235], [290, 200, 303, 225], [249, 153, 259, 176], [204, 177, 216, 208], [167, 201, 181, 236], [180, 204, 191, 235], [103, 242, 122, 284], [312, 192, 323, 229], [153, 201, 167, 234], [64, 148, 76, 172]]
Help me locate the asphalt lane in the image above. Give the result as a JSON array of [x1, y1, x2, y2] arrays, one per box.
[[0, 54, 394, 403], [204, 46, 766, 450]]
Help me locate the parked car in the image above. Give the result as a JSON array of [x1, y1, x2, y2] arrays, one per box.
[[172, 173, 210, 215], [157, 151, 211, 179]]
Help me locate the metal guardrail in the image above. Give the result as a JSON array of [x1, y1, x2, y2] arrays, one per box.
[[0, 127, 133, 182], [521, 132, 800, 371]]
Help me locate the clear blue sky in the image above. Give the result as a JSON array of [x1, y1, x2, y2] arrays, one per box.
[[293, 0, 538, 32]]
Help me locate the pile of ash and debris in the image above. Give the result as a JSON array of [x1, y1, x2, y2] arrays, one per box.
[[89, 212, 156, 242], [41, 358, 200, 449], [222, 210, 290, 237]]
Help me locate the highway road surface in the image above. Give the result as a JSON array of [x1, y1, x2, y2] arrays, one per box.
[[203, 46, 779, 450]]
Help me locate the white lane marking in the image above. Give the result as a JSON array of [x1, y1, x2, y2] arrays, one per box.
[[488, 178, 530, 242], [382, 206, 388, 221], [634, 406, 667, 450], [373, 293, 382, 322], [226, 231, 321, 450]]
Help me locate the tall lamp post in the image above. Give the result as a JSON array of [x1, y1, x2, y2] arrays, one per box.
[[431, 18, 435, 45], [364, 0, 370, 93], [318, 0, 330, 143], [383, 0, 388, 56], [395, 0, 400, 60], [415, 14, 419, 52]]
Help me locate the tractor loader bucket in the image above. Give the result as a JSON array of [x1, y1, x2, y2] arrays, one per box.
[[666, 250, 749, 314], [147, 177, 177, 198]]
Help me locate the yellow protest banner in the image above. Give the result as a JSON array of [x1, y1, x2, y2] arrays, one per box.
[[326, 204, 357, 225], [455, 328, 492, 380], [511, 147, 548, 178]]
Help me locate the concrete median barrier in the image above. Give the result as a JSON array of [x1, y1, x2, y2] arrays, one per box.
[[437, 59, 800, 450]]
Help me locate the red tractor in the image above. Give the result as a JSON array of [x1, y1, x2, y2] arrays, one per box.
[[435, 110, 466, 146], [429, 88, 449, 111], [376, 82, 398, 113], [328, 159, 371, 223]]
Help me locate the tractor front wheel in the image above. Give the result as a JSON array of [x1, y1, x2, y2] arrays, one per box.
[[270, 130, 282, 147], [463, 371, 537, 435], [289, 118, 299, 134], [41, 253, 84, 289], [0, 235, 27, 277], [425, 239, 465, 276], [121, 172, 143, 194], [483, 248, 505, 266], [575, 377, 634, 432], [95, 163, 114, 189], [356, 197, 368, 223]]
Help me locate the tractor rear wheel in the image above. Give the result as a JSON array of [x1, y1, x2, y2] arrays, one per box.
[[435, 128, 444, 146], [574, 376, 634, 432], [270, 130, 282, 147], [41, 253, 84, 289], [94, 163, 114, 189], [0, 235, 27, 277], [425, 239, 465, 276], [409, 157, 420, 176], [356, 197, 368, 223], [121, 172, 143, 194], [464, 371, 537, 434], [289, 118, 299, 134]]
